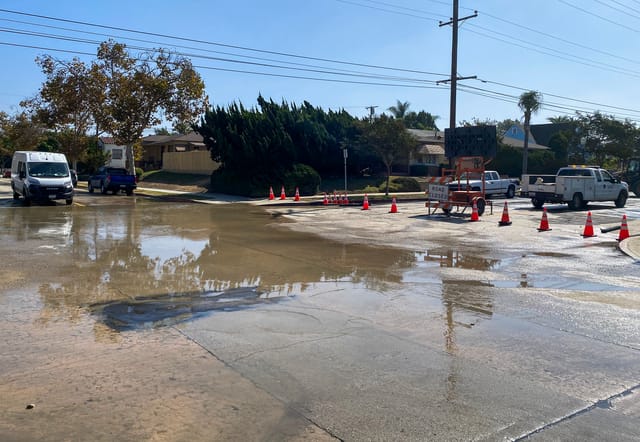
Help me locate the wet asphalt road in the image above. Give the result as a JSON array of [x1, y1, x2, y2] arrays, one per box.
[[1, 180, 640, 441]]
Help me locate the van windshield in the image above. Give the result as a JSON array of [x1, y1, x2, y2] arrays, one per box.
[[28, 162, 69, 178]]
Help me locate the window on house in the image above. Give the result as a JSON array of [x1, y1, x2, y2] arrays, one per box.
[[112, 149, 123, 159]]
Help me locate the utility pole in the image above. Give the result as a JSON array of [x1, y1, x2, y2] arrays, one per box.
[[438, 2, 477, 161], [366, 105, 378, 123]]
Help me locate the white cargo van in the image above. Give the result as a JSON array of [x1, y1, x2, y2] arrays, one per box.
[[11, 151, 74, 205]]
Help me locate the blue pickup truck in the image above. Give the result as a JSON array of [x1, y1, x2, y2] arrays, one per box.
[[88, 167, 137, 195]]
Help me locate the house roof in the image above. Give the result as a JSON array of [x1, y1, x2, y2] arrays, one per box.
[[529, 122, 575, 146], [407, 128, 444, 143], [99, 137, 116, 145], [418, 144, 445, 155], [142, 132, 204, 146], [501, 135, 549, 150]]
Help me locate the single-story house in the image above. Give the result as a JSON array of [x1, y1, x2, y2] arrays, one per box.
[[140, 132, 218, 174], [98, 137, 127, 169], [395, 129, 446, 176], [140, 132, 207, 170]]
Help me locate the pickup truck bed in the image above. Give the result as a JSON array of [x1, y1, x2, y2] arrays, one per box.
[[521, 167, 628, 210], [88, 167, 137, 195]]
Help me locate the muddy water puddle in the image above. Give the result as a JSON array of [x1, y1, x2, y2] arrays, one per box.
[[2, 201, 637, 334]]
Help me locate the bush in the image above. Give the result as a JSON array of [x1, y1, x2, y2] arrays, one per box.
[[409, 164, 429, 176], [381, 176, 421, 193], [135, 167, 144, 180], [210, 168, 267, 197], [283, 164, 321, 196]]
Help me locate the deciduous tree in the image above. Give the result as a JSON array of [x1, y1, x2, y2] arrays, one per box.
[[358, 115, 417, 195], [92, 41, 208, 172]]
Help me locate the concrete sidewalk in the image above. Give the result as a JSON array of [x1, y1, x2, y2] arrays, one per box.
[[620, 236, 640, 260]]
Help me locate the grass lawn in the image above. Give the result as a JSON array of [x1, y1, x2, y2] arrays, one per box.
[[140, 170, 210, 186], [320, 176, 386, 193]]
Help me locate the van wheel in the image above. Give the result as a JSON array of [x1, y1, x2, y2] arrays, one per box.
[[66, 198, 73, 205], [568, 193, 583, 210], [23, 192, 31, 206], [13, 191, 19, 200], [615, 190, 628, 208], [505, 186, 515, 199], [532, 198, 544, 209]]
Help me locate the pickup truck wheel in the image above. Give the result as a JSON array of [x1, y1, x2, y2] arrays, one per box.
[[126, 189, 134, 196], [505, 186, 515, 199], [531, 198, 544, 209], [475, 198, 486, 216], [615, 191, 628, 208], [66, 198, 73, 205], [88, 183, 94, 193], [100, 182, 107, 194], [568, 193, 583, 210]]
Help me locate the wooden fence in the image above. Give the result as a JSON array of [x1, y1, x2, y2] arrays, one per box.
[[162, 151, 220, 175]]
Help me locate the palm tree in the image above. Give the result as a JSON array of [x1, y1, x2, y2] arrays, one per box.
[[518, 91, 543, 175], [387, 100, 411, 119]]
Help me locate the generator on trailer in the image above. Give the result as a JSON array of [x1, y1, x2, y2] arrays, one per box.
[[426, 156, 492, 217], [426, 125, 499, 218]]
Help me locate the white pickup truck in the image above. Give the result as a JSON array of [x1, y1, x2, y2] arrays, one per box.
[[521, 166, 628, 210], [448, 170, 519, 198]]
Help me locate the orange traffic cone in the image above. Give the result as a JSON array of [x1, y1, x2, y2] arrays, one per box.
[[337, 192, 344, 205], [293, 187, 300, 201], [269, 186, 275, 200], [469, 200, 479, 222], [322, 193, 328, 205], [333, 192, 338, 204], [581, 211, 596, 237], [362, 194, 369, 210], [389, 197, 398, 213], [618, 214, 630, 241], [498, 201, 512, 226], [343, 192, 349, 205], [537, 208, 551, 231], [279, 186, 286, 200]]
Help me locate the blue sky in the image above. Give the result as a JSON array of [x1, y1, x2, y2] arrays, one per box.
[[1, 0, 639, 130]]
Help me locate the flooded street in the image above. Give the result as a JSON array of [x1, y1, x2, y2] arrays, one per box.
[[1, 188, 640, 441]]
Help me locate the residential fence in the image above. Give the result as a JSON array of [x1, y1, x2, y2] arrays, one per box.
[[162, 151, 220, 175]]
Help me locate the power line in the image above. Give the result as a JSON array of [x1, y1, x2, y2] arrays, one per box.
[[0, 8, 447, 77], [1, 8, 639, 123], [558, 0, 640, 32], [607, 0, 640, 15], [334, 0, 443, 21], [0, 26, 445, 85], [593, 0, 640, 20], [0, 17, 447, 80], [462, 27, 640, 79]]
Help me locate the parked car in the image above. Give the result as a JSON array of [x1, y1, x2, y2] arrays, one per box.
[[2, 169, 10, 178], [88, 167, 137, 195]]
